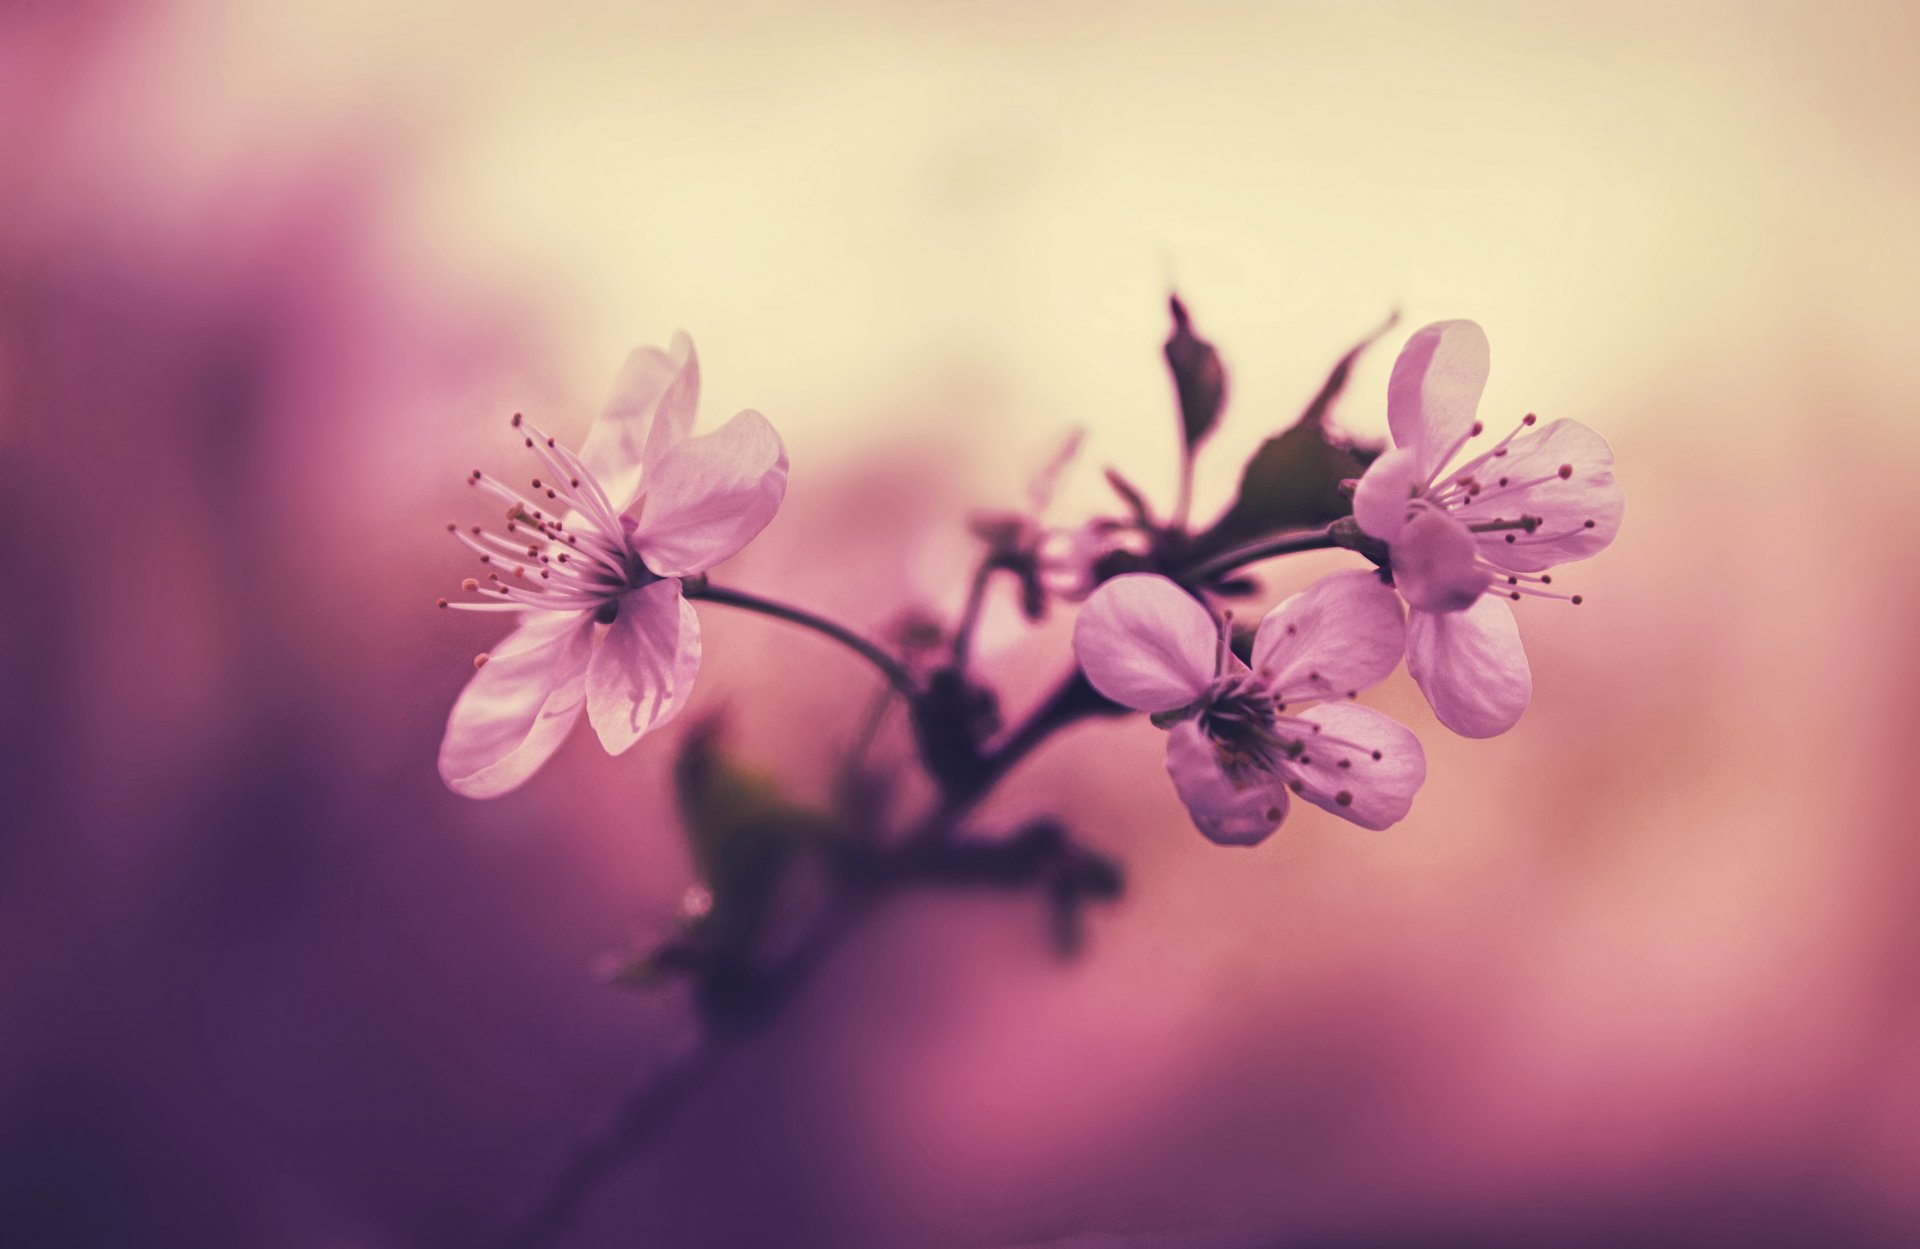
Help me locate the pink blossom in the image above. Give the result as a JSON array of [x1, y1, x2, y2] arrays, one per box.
[[1352, 320, 1623, 738], [1072, 572, 1425, 846], [437, 334, 788, 798]]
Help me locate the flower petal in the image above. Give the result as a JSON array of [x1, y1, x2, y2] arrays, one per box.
[[632, 409, 789, 578], [1389, 320, 1490, 483], [1164, 721, 1290, 847], [1451, 418, 1624, 573], [578, 332, 701, 513], [1352, 446, 1422, 543], [1072, 573, 1218, 713], [1251, 569, 1405, 703], [438, 611, 595, 798], [585, 581, 702, 754], [1287, 703, 1426, 831], [1405, 595, 1531, 738], [1390, 509, 1492, 613]]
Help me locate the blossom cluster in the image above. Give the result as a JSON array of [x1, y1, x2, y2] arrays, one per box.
[[1072, 319, 1622, 844], [433, 315, 1621, 854]]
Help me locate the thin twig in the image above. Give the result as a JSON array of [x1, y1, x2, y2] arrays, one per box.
[[948, 556, 1000, 670]]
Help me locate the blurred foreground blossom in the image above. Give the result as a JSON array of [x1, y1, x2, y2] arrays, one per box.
[[1352, 320, 1623, 737], [437, 334, 788, 797], [1073, 572, 1424, 845]]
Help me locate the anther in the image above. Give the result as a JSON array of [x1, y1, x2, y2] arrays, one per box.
[[436, 598, 448, 608], [511, 413, 523, 427], [1571, 595, 1584, 605], [1557, 464, 1573, 479], [445, 522, 456, 532], [1523, 413, 1536, 426], [1337, 759, 1351, 769], [1583, 519, 1595, 529], [473, 653, 490, 669], [462, 578, 479, 591], [1370, 749, 1382, 761], [1471, 421, 1484, 436], [1335, 791, 1353, 807]]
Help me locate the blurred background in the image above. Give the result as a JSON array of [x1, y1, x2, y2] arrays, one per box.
[[4, 1, 1918, 1246]]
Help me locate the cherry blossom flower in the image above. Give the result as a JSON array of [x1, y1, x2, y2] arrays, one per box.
[[1072, 572, 1425, 846], [1351, 320, 1624, 738], [436, 333, 787, 798]]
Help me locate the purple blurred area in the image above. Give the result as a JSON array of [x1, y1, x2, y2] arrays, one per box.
[[5, 3, 1920, 1247]]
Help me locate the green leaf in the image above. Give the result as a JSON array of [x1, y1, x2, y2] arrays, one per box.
[[673, 717, 843, 958]]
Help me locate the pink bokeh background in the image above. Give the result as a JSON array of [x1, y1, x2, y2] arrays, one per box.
[[4, 2, 1918, 1245]]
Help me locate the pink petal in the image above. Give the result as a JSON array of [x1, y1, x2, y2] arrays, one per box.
[[1164, 721, 1290, 847], [1072, 573, 1217, 713], [577, 332, 701, 513], [1288, 703, 1426, 830], [632, 410, 789, 578], [438, 611, 595, 798], [1405, 595, 1531, 738], [1351, 446, 1422, 543], [1451, 418, 1624, 573], [1389, 320, 1490, 483], [1250, 569, 1405, 703], [585, 581, 702, 754], [1390, 509, 1492, 613]]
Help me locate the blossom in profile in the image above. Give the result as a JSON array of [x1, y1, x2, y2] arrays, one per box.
[[437, 334, 788, 798], [1351, 320, 1623, 737], [1073, 572, 1425, 846]]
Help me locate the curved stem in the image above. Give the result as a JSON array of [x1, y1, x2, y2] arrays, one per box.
[[685, 580, 917, 698], [1178, 525, 1340, 585]]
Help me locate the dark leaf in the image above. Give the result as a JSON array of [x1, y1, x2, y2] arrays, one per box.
[[1165, 294, 1227, 450], [1184, 312, 1398, 564]]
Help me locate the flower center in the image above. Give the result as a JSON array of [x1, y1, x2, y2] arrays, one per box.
[[1194, 675, 1302, 781], [1385, 412, 1597, 608], [436, 413, 660, 617]]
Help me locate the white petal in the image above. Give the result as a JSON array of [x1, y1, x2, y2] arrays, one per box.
[[1351, 446, 1422, 543], [1452, 419, 1624, 573], [1164, 721, 1290, 847], [1072, 573, 1217, 713], [438, 611, 595, 798], [1390, 509, 1492, 613], [632, 410, 789, 578], [577, 332, 701, 513], [1287, 703, 1426, 831], [585, 581, 702, 754], [1405, 596, 1531, 738], [1250, 570, 1405, 703], [1389, 320, 1490, 483]]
